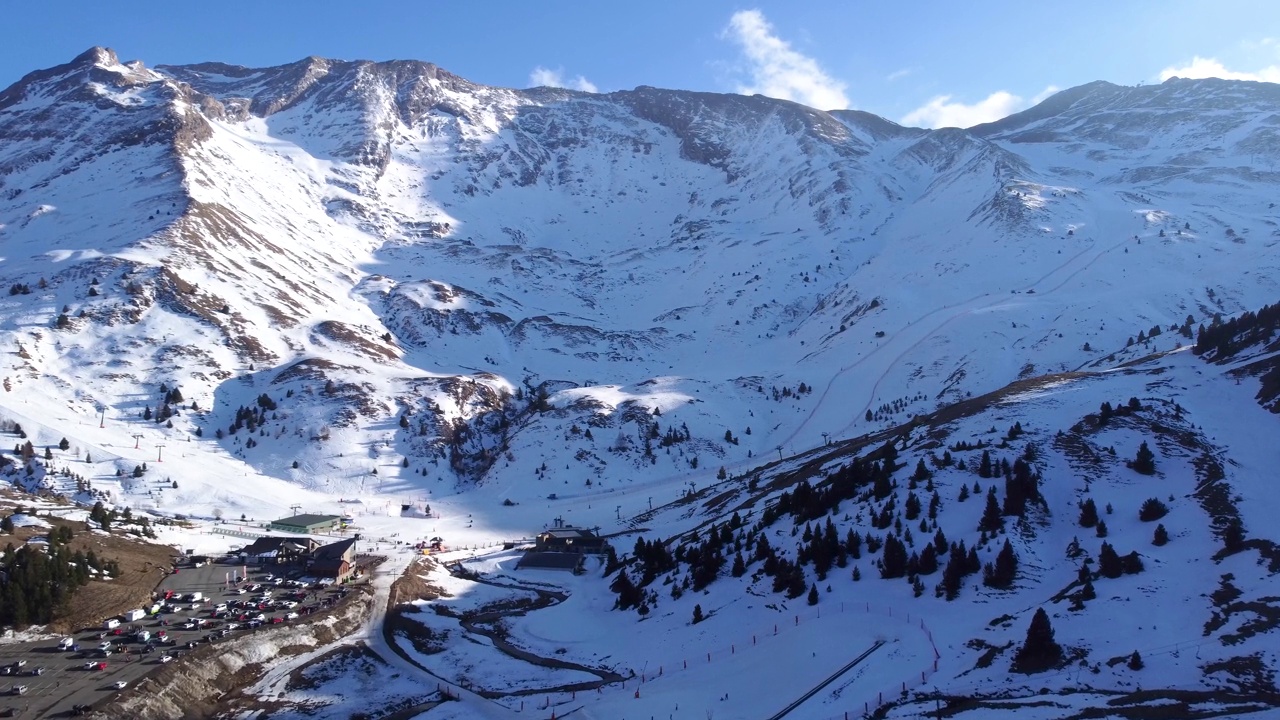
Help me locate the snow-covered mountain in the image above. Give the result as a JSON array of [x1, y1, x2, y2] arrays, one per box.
[[3, 47, 1280, 719], [2, 48, 1277, 505]]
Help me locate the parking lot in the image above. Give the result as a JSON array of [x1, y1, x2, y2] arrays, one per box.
[[0, 559, 354, 718]]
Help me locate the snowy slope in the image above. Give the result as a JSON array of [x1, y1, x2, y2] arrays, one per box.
[[1, 47, 1279, 718]]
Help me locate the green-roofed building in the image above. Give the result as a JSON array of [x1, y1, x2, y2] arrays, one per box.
[[269, 514, 342, 534]]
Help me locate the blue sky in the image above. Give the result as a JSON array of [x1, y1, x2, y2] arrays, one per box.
[[3, 1, 1279, 128]]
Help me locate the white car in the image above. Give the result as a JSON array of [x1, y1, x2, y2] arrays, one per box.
[[285, 612, 299, 620], [233, 588, 246, 595], [159, 655, 173, 664], [114, 680, 128, 689]]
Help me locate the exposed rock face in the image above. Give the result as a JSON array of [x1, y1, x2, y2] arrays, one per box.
[[1, 47, 1277, 489]]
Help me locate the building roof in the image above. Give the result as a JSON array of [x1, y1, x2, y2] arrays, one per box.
[[518, 552, 582, 570], [272, 514, 341, 527], [543, 526, 601, 540], [242, 536, 314, 556], [313, 538, 356, 560]]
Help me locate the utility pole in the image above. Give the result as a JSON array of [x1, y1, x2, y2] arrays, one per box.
[[290, 504, 302, 517], [156, 444, 165, 462], [132, 434, 143, 450], [99, 406, 106, 428], [777, 446, 783, 461], [648, 496, 652, 511]]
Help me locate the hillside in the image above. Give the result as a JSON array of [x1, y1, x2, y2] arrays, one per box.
[[0, 47, 1278, 718]]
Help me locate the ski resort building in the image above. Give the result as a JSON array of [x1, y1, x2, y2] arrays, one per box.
[[307, 538, 358, 583], [268, 514, 342, 534], [518, 518, 610, 572], [533, 519, 608, 553], [241, 536, 320, 564]]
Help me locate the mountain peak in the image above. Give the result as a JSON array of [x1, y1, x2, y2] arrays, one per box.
[[71, 46, 121, 69]]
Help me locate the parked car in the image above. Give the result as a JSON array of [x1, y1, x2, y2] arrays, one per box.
[[113, 680, 127, 689], [160, 655, 173, 664], [285, 612, 299, 620]]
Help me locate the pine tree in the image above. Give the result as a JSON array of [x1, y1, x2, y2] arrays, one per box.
[[691, 604, 704, 624], [731, 552, 746, 578], [912, 459, 930, 482], [983, 539, 1017, 589], [1122, 551, 1144, 575], [1139, 498, 1168, 522], [1098, 542, 1122, 578], [917, 543, 938, 575], [1078, 498, 1099, 528], [1095, 520, 1108, 538], [978, 450, 993, 478], [807, 583, 819, 605], [979, 488, 1003, 532], [611, 571, 642, 610], [1127, 651, 1144, 670], [1080, 576, 1096, 600], [1152, 524, 1169, 546], [58, 437, 70, 451], [1012, 608, 1062, 673], [1132, 441, 1157, 475], [880, 534, 908, 579], [940, 547, 966, 601]]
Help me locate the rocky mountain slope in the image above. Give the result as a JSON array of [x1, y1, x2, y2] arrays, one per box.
[[2, 48, 1277, 506], [2, 47, 1280, 718]]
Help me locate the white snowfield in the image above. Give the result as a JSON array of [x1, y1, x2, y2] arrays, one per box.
[[0, 48, 1278, 718]]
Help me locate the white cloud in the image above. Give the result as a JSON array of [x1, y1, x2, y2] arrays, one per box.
[[528, 66, 598, 93], [1031, 85, 1061, 104], [901, 84, 1060, 129], [886, 68, 912, 82], [1158, 56, 1280, 83], [722, 9, 849, 110], [902, 91, 1024, 129]]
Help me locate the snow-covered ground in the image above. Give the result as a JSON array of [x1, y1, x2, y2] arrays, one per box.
[[0, 50, 1278, 718]]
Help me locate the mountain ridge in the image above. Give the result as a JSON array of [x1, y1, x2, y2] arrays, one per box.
[[0, 46, 1276, 493]]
